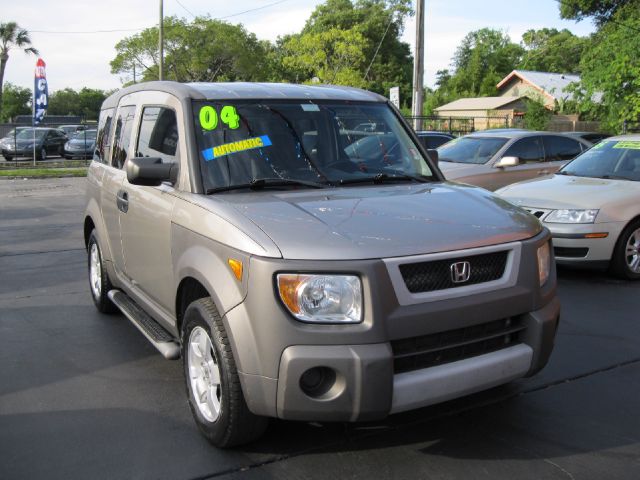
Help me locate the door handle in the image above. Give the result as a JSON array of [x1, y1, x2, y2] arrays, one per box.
[[117, 190, 129, 213]]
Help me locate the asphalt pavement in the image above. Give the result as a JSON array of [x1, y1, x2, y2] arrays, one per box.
[[1, 177, 639, 480]]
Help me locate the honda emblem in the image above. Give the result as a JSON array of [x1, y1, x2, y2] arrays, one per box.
[[450, 261, 471, 283]]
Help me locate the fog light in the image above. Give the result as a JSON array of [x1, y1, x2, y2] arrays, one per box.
[[299, 367, 336, 398]]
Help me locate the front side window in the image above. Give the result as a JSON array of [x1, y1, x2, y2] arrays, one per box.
[[111, 105, 136, 169], [504, 137, 544, 163], [193, 101, 435, 192], [136, 107, 178, 164]]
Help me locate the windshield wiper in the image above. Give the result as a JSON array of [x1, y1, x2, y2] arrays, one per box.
[[338, 173, 429, 186], [207, 177, 328, 194], [601, 174, 632, 181]]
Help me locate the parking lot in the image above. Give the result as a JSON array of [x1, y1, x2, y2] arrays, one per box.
[[0, 177, 639, 480]]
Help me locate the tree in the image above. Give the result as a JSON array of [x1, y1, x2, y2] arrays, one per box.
[[48, 88, 80, 116], [442, 28, 524, 98], [0, 82, 30, 121], [519, 28, 590, 73], [111, 17, 272, 84], [523, 97, 552, 130], [559, 0, 628, 25], [560, 0, 640, 131], [278, 0, 413, 103], [0, 22, 38, 121], [280, 27, 368, 87]]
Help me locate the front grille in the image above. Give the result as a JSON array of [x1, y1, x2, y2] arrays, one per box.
[[391, 317, 526, 374], [554, 246, 588, 258], [399, 251, 508, 293]]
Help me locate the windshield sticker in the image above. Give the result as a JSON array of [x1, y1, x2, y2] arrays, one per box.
[[301, 104, 320, 112], [202, 135, 272, 161], [199, 105, 241, 131], [613, 141, 640, 150]]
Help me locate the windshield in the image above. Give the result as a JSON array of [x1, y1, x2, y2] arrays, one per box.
[[71, 130, 97, 140], [16, 129, 46, 140], [193, 101, 435, 192], [560, 140, 640, 181], [437, 136, 508, 164]]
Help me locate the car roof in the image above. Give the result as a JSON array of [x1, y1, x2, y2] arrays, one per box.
[[101, 81, 387, 110], [603, 134, 640, 141]]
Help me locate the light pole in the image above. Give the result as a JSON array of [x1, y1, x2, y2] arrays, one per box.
[[159, 0, 164, 81], [411, 0, 425, 130]]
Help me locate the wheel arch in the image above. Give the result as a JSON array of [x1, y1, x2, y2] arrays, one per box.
[[176, 276, 211, 334]]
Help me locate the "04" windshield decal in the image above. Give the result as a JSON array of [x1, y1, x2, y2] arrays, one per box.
[[199, 105, 241, 130]]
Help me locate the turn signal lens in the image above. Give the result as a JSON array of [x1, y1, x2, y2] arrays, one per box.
[[537, 242, 551, 287], [228, 259, 243, 281], [277, 274, 362, 323]]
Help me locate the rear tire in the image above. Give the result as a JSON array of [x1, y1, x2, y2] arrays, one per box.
[[610, 218, 640, 280], [87, 230, 118, 313], [182, 298, 267, 448]]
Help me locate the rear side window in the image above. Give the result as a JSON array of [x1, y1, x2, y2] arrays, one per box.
[[95, 108, 114, 163], [111, 105, 136, 169], [136, 107, 178, 164], [419, 135, 452, 149], [504, 137, 544, 163], [543, 136, 584, 161]]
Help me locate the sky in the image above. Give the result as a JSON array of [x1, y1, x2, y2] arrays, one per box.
[[1, 0, 595, 94]]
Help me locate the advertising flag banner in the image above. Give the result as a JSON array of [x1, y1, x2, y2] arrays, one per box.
[[33, 58, 48, 125]]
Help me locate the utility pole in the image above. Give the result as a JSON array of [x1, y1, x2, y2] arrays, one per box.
[[159, 0, 164, 81], [411, 0, 425, 130]]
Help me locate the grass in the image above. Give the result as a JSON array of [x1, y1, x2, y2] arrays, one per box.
[[0, 158, 89, 178], [0, 167, 87, 178]]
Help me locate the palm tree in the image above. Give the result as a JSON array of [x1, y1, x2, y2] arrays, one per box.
[[0, 22, 38, 121]]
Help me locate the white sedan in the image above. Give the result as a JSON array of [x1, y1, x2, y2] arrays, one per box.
[[496, 135, 640, 279]]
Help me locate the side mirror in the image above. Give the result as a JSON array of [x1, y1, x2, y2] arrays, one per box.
[[495, 156, 520, 168], [127, 157, 178, 186], [427, 149, 439, 166]]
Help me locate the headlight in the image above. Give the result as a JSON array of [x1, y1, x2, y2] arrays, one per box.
[[277, 274, 362, 323], [546, 209, 598, 223], [65, 142, 70, 149], [537, 242, 551, 287]]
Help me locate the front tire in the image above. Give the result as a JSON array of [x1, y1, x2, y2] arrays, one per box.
[[610, 218, 640, 280], [182, 298, 267, 448], [87, 230, 117, 313]]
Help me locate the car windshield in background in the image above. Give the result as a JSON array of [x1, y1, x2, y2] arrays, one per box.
[[559, 140, 640, 181], [437, 137, 508, 164], [193, 101, 434, 192], [71, 130, 97, 140], [16, 129, 46, 140]]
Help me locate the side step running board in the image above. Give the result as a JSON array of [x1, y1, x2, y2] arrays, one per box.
[[108, 290, 180, 360]]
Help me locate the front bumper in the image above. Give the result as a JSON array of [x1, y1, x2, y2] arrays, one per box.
[[272, 297, 559, 421], [548, 221, 624, 265]]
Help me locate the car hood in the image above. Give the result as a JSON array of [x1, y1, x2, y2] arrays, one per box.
[[197, 182, 541, 260], [438, 161, 487, 179], [497, 174, 640, 210]]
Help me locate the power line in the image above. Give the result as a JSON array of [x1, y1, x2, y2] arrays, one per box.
[[217, 0, 289, 20], [30, 28, 146, 34], [174, 0, 196, 19]]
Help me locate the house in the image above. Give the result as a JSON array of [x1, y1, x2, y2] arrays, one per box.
[[433, 96, 527, 130], [497, 70, 580, 108]]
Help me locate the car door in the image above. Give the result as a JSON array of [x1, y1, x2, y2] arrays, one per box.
[[542, 135, 585, 172], [487, 136, 546, 189], [100, 104, 136, 278], [118, 93, 180, 312]]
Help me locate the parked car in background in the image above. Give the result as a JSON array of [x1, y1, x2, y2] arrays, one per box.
[[0, 127, 30, 150], [437, 130, 591, 190], [562, 131, 611, 144], [415, 131, 455, 149], [63, 129, 97, 159], [1, 127, 68, 160], [58, 124, 87, 136], [497, 135, 640, 279]]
